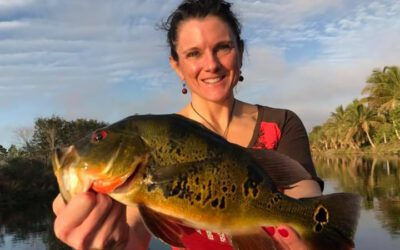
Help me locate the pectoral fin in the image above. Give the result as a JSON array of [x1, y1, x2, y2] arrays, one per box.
[[138, 205, 185, 247]]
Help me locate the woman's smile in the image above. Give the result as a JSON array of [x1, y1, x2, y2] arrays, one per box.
[[202, 75, 225, 84]]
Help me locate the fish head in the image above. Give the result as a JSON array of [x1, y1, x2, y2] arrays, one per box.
[[52, 124, 149, 202]]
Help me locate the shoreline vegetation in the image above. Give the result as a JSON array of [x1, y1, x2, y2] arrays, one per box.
[[0, 117, 108, 206], [1, 65, 399, 204], [309, 65, 400, 157], [312, 141, 400, 157]]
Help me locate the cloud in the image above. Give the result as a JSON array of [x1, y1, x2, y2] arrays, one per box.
[[235, 0, 400, 130], [318, 0, 400, 63], [0, 0, 34, 9], [235, 0, 345, 25], [0, 20, 29, 29], [1, 0, 399, 147]]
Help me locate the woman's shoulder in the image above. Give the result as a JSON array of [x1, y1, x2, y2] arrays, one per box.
[[254, 104, 301, 124]]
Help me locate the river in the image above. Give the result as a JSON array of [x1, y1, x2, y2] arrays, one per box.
[[1, 155, 399, 249]]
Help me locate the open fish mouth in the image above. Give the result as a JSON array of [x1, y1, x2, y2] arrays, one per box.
[[52, 146, 92, 201], [53, 143, 148, 199], [111, 161, 144, 193]]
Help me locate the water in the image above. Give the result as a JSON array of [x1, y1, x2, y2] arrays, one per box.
[[1, 155, 400, 249], [314, 155, 400, 249]]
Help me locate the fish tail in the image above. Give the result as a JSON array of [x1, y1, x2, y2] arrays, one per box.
[[302, 192, 361, 250]]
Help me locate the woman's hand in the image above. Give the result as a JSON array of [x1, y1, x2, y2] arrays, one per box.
[[263, 226, 308, 250], [263, 179, 322, 250], [52, 192, 130, 250]]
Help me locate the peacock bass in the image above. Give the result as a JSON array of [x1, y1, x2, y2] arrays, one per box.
[[52, 114, 361, 250]]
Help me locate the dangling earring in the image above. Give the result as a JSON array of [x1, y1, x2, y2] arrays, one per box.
[[239, 71, 244, 82], [182, 82, 188, 94]]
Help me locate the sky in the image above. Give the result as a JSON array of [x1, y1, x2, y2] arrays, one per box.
[[0, 0, 399, 148]]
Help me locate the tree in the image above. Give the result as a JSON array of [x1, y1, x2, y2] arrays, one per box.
[[0, 144, 7, 161], [363, 66, 400, 110], [14, 127, 34, 158], [326, 105, 349, 149], [7, 144, 20, 159], [362, 66, 400, 139], [30, 116, 107, 164], [344, 100, 382, 148]]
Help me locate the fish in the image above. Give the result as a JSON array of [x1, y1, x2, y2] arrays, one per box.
[[52, 114, 361, 250]]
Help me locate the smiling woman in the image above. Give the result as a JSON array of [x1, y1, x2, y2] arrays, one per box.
[[51, 1, 324, 250]]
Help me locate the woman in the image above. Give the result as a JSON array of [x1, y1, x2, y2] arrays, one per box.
[[53, 0, 323, 249]]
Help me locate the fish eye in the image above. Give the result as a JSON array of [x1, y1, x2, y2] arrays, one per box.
[[92, 130, 108, 142]]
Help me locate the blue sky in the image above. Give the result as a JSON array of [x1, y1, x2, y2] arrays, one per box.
[[0, 0, 399, 148]]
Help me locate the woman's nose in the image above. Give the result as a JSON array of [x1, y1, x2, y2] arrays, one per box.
[[204, 51, 220, 72]]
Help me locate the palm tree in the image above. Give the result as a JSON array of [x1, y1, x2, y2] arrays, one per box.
[[362, 66, 400, 139], [327, 105, 350, 149], [344, 100, 382, 148]]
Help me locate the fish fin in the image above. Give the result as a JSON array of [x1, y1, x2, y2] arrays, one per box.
[[138, 205, 185, 247], [231, 228, 276, 250], [301, 193, 361, 250], [245, 149, 312, 188]]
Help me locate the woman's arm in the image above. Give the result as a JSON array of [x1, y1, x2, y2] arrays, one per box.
[[275, 109, 324, 190], [283, 179, 322, 199]]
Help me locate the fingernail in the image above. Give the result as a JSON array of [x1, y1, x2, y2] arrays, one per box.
[[278, 228, 289, 238], [262, 226, 275, 236]]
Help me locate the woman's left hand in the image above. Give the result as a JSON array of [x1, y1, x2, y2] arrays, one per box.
[[263, 179, 321, 249], [264, 225, 308, 250]]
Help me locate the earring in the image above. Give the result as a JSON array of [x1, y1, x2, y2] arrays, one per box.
[[182, 82, 188, 94], [239, 70, 244, 82]]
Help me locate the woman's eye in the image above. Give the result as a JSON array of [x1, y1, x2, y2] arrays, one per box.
[[218, 44, 232, 52], [187, 51, 200, 58]]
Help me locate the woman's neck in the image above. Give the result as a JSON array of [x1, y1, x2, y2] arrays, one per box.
[[179, 97, 237, 138]]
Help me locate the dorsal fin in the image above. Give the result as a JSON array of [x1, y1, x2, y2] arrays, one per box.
[[246, 149, 312, 188], [138, 205, 185, 247]]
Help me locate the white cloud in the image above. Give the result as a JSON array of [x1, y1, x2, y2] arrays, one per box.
[[235, 0, 345, 25], [0, 20, 29, 29], [0, 0, 399, 147], [0, 0, 34, 8]]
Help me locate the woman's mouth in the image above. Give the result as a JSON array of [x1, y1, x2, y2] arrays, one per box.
[[203, 76, 224, 84]]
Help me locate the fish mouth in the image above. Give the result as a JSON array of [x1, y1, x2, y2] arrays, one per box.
[[52, 146, 92, 202], [111, 161, 144, 193]]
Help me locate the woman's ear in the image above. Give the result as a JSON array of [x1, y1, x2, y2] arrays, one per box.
[[169, 56, 184, 81]]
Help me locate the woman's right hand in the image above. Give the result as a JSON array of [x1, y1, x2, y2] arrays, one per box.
[[52, 191, 130, 250]]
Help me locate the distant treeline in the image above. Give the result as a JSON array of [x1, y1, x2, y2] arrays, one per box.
[[309, 66, 400, 153], [0, 116, 107, 205]]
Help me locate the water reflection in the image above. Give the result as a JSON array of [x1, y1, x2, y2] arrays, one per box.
[[314, 155, 400, 249], [0, 202, 70, 250]]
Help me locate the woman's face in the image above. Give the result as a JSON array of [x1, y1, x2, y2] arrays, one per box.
[[170, 15, 243, 103]]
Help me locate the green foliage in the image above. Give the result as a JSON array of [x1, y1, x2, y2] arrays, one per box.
[[30, 116, 108, 163], [1, 116, 108, 204], [310, 65, 400, 152], [7, 144, 21, 158], [0, 145, 6, 161], [0, 158, 58, 205]]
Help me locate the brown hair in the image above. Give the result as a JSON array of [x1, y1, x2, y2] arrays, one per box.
[[161, 0, 244, 61]]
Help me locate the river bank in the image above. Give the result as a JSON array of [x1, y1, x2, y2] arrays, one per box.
[[312, 141, 400, 158]]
